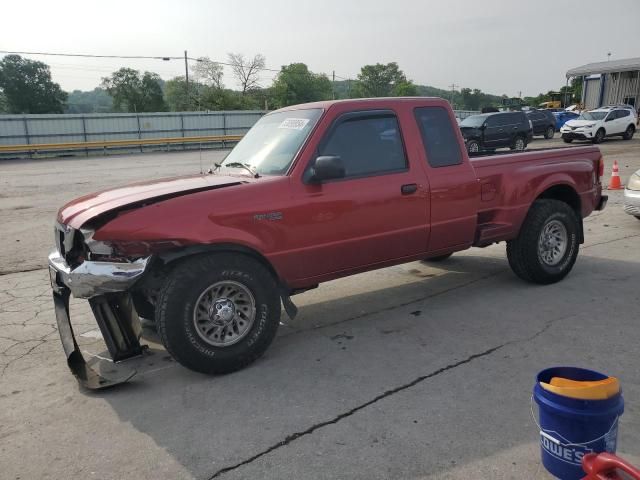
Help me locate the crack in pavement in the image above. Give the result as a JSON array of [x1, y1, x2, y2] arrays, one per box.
[[280, 270, 503, 339], [208, 313, 570, 479], [581, 233, 640, 250], [0, 266, 46, 276]]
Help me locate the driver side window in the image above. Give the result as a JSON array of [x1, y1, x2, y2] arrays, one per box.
[[318, 113, 407, 178]]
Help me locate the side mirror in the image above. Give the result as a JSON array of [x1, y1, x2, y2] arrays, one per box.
[[480, 123, 487, 130], [309, 155, 345, 183], [605, 116, 614, 122]]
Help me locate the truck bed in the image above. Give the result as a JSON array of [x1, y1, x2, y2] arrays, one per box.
[[469, 145, 602, 246]]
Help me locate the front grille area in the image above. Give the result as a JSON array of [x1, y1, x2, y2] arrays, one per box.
[[54, 223, 82, 265]]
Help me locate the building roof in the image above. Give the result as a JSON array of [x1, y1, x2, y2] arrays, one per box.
[[567, 57, 640, 77]]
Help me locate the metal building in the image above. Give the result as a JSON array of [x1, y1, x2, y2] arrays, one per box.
[[566, 57, 640, 110]]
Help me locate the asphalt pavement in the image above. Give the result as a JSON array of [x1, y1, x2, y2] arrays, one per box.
[[1, 136, 639, 479]]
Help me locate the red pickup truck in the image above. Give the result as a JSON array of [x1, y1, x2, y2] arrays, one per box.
[[49, 98, 607, 388]]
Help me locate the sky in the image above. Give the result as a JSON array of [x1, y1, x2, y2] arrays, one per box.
[[1, 0, 639, 97]]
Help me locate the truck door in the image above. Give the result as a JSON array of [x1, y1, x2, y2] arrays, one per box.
[[284, 109, 430, 281], [413, 106, 480, 253]]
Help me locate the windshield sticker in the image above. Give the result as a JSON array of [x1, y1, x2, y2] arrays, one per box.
[[278, 118, 310, 130]]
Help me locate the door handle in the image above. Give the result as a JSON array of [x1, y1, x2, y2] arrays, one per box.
[[401, 183, 418, 195]]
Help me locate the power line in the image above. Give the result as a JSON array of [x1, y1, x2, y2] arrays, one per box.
[[0, 49, 355, 81]]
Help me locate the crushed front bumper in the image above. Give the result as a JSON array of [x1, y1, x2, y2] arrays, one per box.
[[48, 250, 151, 389]]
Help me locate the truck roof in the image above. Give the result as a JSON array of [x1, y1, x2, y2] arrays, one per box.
[[274, 96, 447, 113]]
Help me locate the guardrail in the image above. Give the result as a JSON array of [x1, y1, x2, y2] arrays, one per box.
[[0, 134, 244, 155]]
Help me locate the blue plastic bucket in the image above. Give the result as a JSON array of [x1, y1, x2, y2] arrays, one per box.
[[533, 367, 624, 480]]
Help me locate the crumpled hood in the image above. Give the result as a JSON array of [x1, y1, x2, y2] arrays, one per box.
[[58, 174, 247, 228]]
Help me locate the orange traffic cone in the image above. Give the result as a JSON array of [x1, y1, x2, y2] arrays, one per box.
[[608, 160, 623, 190]]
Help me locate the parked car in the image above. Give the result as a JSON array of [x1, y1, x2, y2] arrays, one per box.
[[48, 97, 607, 388], [624, 168, 640, 220], [553, 111, 580, 131], [560, 106, 637, 144], [459, 111, 533, 154], [526, 109, 557, 139]]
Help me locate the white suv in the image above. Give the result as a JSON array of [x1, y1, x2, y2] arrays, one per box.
[[560, 105, 637, 144]]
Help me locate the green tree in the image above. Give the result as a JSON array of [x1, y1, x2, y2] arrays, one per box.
[[0, 91, 7, 113], [166, 77, 191, 111], [352, 62, 417, 98], [199, 88, 262, 111], [65, 88, 113, 113], [0, 55, 67, 113], [271, 63, 332, 108], [102, 68, 166, 112], [393, 81, 418, 97], [460, 88, 484, 110]]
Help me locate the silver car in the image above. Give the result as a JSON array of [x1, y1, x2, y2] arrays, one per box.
[[624, 169, 640, 219]]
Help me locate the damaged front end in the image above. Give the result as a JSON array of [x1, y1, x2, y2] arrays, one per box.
[[49, 223, 150, 389]]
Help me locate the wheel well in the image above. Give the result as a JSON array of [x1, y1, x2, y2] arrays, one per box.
[[536, 185, 581, 215], [536, 185, 583, 242], [159, 243, 281, 281]]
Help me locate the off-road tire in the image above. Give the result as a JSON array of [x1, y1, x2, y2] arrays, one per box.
[[506, 199, 580, 284], [622, 125, 635, 140], [544, 126, 555, 139], [592, 128, 605, 144], [156, 253, 281, 374], [424, 253, 453, 262]]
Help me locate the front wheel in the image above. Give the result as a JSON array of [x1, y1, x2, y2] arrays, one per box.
[[156, 253, 281, 374], [592, 128, 605, 144], [510, 136, 526, 151], [467, 140, 480, 154], [506, 199, 579, 284], [622, 125, 635, 140], [544, 126, 555, 139]]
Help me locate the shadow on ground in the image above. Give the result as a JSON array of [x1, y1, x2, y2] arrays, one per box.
[[85, 253, 640, 479]]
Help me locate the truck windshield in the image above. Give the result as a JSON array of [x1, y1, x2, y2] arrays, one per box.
[[459, 115, 486, 127], [579, 111, 607, 121], [220, 109, 323, 175]]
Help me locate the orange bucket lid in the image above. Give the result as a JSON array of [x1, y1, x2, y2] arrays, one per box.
[[540, 376, 620, 400]]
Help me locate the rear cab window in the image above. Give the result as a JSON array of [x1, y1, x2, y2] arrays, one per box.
[[414, 107, 463, 168]]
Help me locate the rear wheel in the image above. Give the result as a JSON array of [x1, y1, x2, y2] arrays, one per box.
[[622, 125, 635, 140], [592, 128, 605, 144], [156, 253, 281, 374], [544, 126, 555, 139], [506, 199, 579, 284]]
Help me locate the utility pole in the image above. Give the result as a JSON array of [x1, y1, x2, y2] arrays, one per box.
[[332, 71, 336, 100], [184, 50, 190, 110], [518, 91, 522, 98], [449, 83, 458, 107]]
